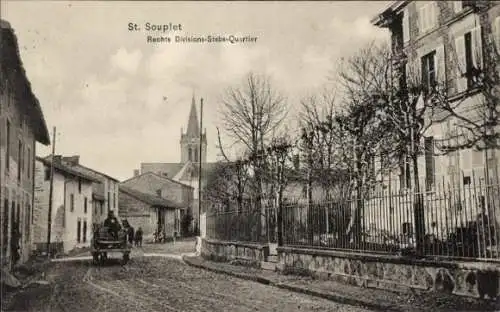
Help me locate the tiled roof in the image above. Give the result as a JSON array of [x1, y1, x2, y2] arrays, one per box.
[[61, 156, 120, 182], [123, 171, 193, 189], [1, 20, 50, 145], [141, 162, 185, 179], [35, 156, 101, 183], [141, 162, 218, 182], [120, 186, 181, 209]]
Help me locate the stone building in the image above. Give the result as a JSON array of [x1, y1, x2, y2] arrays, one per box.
[[121, 171, 191, 237], [135, 95, 216, 231], [370, 1, 500, 241], [33, 156, 99, 254], [59, 155, 120, 227], [0, 20, 50, 269], [119, 186, 181, 240]]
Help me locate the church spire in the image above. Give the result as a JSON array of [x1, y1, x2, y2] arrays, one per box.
[[186, 93, 200, 137]]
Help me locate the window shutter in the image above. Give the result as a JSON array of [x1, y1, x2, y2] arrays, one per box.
[[419, 6, 426, 33], [453, 1, 463, 13], [472, 26, 483, 70], [403, 10, 410, 43], [454, 36, 467, 92], [430, 2, 438, 29], [435, 44, 445, 84]]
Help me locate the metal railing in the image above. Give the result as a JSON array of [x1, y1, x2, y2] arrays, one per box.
[[205, 172, 500, 261], [282, 176, 500, 261], [206, 203, 277, 244]]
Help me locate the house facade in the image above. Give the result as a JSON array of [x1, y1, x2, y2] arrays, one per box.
[[33, 156, 99, 254], [53, 156, 120, 227], [119, 186, 181, 239], [121, 172, 191, 236], [370, 1, 500, 241], [0, 20, 51, 269]]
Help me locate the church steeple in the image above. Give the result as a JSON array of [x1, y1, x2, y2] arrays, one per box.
[[186, 94, 200, 137], [180, 93, 207, 164]]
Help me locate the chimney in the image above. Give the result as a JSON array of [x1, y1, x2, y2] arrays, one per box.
[[133, 169, 139, 177], [62, 155, 79, 165]]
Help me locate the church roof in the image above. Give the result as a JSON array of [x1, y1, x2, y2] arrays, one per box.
[[185, 95, 200, 137]]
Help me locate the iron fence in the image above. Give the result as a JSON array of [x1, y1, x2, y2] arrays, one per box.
[[205, 172, 500, 261], [282, 176, 500, 261], [206, 204, 278, 244]]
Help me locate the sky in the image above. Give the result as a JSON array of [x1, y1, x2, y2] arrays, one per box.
[[2, 0, 390, 181]]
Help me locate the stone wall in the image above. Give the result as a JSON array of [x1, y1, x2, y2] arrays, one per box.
[[201, 239, 269, 268], [278, 246, 500, 300]]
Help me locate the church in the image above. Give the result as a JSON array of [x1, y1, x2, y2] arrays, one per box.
[[133, 95, 216, 230]]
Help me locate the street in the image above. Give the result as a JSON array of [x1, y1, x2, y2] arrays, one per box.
[[4, 252, 373, 312]]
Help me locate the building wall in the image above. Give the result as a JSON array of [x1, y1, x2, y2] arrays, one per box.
[[0, 76, 37, 267], [119, 191, 157, 237], [122, 173, 191, 230], [370, 1, 500, 240], [66, 165, 120, 224], [33, 160, 93, 253], [33, 160, 65, 249]]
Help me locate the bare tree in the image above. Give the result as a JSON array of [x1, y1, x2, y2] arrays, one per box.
[[334, 41, 395, 246], [217, 72, 288, 239]]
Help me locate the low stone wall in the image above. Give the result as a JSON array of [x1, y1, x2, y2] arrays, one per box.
[[201, 239, 269, 268], [278, 246, 500, 300]]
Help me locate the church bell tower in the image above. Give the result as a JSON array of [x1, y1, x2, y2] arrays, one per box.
[[180, 94, 207, 164]]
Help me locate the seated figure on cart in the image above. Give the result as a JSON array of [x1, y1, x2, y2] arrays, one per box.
[[103, 210, 121, 239]]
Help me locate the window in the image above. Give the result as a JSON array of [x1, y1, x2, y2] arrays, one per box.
[[27, 147, 31, 178], [188, 147, 192, 161], [84, 197, 88, 214], [421, 51, 436, 93], [78, 179, 82, 193], [456, 28, 482, 93], [17, 140, 22, 182], [77, 219, 81, 243], [82, 221, 87, 243], [418, 2, 437, 34], [424, 137, 435, 191], [464, 32, 474, 89], [70, 194, 74, 212], [194, 148, 198, 162], [107, 192, 110, 211], [44, 167, 51, 181], [156, 189, 162, 196], [100, 202, 103, 215], [113, 193, 116, 209], [6, 120, 10, 170], [25, 203, 31, 241]]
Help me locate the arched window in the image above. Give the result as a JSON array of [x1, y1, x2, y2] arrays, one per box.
[[188, 147, 192, 161]]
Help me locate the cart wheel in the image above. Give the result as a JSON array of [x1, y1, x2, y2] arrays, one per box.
[[122, 253, 130, 265]]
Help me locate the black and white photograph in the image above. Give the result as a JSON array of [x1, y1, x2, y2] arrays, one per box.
[[1, 1, 500, 311]]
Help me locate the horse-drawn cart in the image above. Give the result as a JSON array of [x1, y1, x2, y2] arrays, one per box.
[[91, 225, 131, 265]]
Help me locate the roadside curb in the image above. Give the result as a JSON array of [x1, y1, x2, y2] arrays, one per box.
[[181, 256, 402, 312]]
